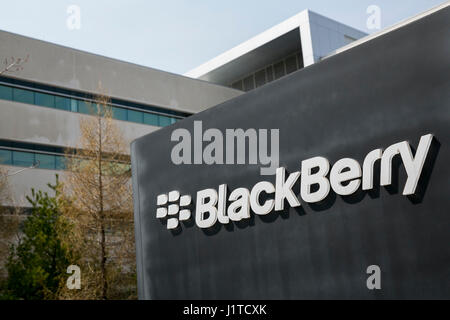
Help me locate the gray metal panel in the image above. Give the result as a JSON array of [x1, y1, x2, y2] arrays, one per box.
[[132, 7, 450, 299]]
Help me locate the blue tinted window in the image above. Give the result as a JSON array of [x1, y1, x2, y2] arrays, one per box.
[[55, 156, 66, 170], [55, 96, 71, 111], [35, 92, 55, 108], [100, 105, 111, 117], [95, 104, 106, 116], [0, 85, 13, 100], [128, 110, 143, 123], [12, 151, 35, 167], [78, 100, 93, 114], [0, 149, 12, 165], [143, 113, 159, 126], [13, 88, 34, 104], [112, 107, 127, 121], [0, 81, 186, 127], [70, 99, 78, 112], [159, 116, 172, 127], [35, 153, 55, 170]]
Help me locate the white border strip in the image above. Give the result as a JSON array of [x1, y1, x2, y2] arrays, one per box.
[[184, 10, 310, 78]]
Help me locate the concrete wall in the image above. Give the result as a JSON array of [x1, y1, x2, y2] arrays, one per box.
[[1, 165, 60, 207], [0, 30, 243, 114], [0, 100, 157, 151]]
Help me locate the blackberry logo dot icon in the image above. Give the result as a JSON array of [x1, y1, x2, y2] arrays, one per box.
[[156, 191, 192, 230]]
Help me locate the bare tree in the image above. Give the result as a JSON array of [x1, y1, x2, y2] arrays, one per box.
[[0, 169, 21, 281], [0, 168, 11, 271], [0, 168, 10, 212], [0, 55, 29, 76], [60, 84, 135, 299]]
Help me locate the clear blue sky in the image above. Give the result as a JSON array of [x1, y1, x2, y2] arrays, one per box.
[[0, 0, 445, 74]]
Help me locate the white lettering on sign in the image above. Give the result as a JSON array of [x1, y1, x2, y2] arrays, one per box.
[[157, 134, 435, 230]]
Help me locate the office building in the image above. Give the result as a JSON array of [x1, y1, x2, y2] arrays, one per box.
[[0, 10, 365, 208]]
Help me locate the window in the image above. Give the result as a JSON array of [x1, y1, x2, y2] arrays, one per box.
[[55, 96, 71, 111], [13, 87, 34, 104], [0, 149, 68, 170], [55, 156, 66, 170], [0, 84, 13, 100], [70, 99, 78, 112], [78, 100, 93, 114], [112, 107, 127, 121], [0, 139, 133, 171], [12, 151, 35, 167], [159, 116, 173, 127], [285, 55, 298, 74], [35, 92, 55, 108], [255, 69, 266, 88], [266, 66, 274, 82], [231, 80, 243, 91], [128, 110, 143, 123], [0, 77, 188, 127], [243, 75, 255, 91], [273, 61, 285, 80], [143, 113, 159, 126], [35, 153, 56, 170], [0, 149, 12, 165]]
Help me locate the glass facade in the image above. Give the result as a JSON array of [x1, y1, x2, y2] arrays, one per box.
[[0, 148, 130, 171], [0, 82, 182, 127], [0, 140, 130, 171], [0, 77, 182, 172], [0, 148, 66, 170]]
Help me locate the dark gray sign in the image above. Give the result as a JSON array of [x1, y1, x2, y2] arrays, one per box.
[[131, 7, 450, 299]]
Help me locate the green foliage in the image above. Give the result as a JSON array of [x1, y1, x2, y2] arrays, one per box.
[[1, 177, 77, 300]]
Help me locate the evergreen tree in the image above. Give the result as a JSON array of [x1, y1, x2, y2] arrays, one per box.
[[2, 177, 76, 300]]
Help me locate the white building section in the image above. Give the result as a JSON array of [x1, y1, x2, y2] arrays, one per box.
[[185, 10, 366, 90]]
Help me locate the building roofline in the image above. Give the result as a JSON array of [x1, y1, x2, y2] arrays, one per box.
[[184, 9, 365, 79], [0, 28, 241, 93]]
